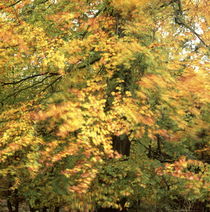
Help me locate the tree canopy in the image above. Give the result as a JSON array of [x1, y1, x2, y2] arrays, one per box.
[[0, 0, 209, 211]]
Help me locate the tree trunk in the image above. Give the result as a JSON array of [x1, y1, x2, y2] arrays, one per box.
[[112, 134, 130, 157], [14, 201, 19, 212], [7, 199, 13, 212], [42, 207, 48, 212], [54, 207, 60, 212], [29, 206, 36, 212], [14, 189, 19, 212], [96, 135, 130, 212]]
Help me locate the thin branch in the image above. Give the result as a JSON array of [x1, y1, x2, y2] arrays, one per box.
[[1, 75, 53, 104], [0, 45, 19, 50], [41, 76, 62, 93], [176, 0, 183, 15], [175, 18, 209, 48], [67, 53, 101, 72], [174, 0, 209, 48], [0, 0, 22, 10], [1, 72, 59, 86], [160, 0, 209, 48]]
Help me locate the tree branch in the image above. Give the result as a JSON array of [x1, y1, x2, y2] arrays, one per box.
[[175, 18, 209, 48], [174, 0, 209, 48], [0, 0, 22, 10], [1, 72, 59, 86], [41, 76, 62, 93], [160, 0, 209, 48], [67, 53, 101, 72], [0, 75, 56, 105]]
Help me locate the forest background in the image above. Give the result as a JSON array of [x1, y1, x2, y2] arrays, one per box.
[[0, 0, 209, 211]]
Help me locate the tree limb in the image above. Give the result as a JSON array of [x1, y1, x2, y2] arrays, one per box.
[[41, 76, 62, 93], [175, 17, 209, 48], [1, 72, 59, 86], [0, 75, 55, 105], [174, 0, 209, 48]]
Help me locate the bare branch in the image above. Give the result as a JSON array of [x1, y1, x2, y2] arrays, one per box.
[[0, 75, 56, 105], [41, 76, 62, 93], [1, 72, 59, 86]]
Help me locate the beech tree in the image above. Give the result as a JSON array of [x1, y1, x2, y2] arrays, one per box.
[[0, 0, 209, 211]]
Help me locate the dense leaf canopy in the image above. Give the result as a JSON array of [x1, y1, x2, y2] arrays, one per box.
[[0, 0, 209, 211]]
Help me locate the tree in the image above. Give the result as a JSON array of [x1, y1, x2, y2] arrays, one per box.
[[0, 0, 209, 211]]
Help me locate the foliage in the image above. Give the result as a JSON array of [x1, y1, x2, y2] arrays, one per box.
[[0, 0, 209, 211]]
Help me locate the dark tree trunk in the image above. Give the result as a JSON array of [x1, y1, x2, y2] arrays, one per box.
[[14, 201, 19, 212], [14, 189, 19, 212], [96, 136, 130, 212], [54, 206, 60, 212], [112, 134, 130, 157], [7, 199, 13, 212], [29, 206, 36, 212], [42, 207, 48, 212], [148, 144, 152, 158], [156, 134, 162, 155]]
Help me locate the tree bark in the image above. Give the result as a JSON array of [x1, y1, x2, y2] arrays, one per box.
[[7, 199, 13, 212], [14, 189, 19, 212], [54, 207, 60, 212], [42, 207, 48, 212], [112, 134, 130, 157]]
